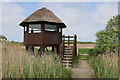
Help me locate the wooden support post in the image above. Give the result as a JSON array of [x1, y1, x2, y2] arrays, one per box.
[[26, 46, 28, 51], [55, 46, 57, 56], [56, 45, 59, 55], [74, 34, 77, 56], [45, 47, 49, 52], [68, 35, 70, 47], [58, 46, 59, 55], [31, 46, 34, 54], [52, 46, 54, 52], [38, 46, 45, 56]]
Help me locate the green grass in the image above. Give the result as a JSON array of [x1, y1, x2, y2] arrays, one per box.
[[2, 43, 72, 78], [77, 41, 97, 44], [79, 55, 89, 61], [73, 56, 80, 66], [78, 48, 91, 55], [89, 54, 118, 78], [74, 48, 91, 66]]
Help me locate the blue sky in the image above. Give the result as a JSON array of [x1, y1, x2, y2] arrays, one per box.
[[1, 2, 118, 42]]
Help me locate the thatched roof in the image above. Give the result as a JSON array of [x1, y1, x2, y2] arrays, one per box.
[[19, 7, 67, 28]]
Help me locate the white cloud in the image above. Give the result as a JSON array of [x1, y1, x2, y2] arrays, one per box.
[[95, 3, 118, 28], [38, 2, 117, 42], [37, 3, 91, 41], [2, 2, 27, 41], [2, 2, 118, 42]]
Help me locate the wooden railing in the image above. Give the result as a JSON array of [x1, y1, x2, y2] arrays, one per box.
[[72, 35, 77, 66], [59, 34, 77, 66], [59, 35, 65, 61]]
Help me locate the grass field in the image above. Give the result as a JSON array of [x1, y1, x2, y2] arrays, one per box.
[[78, 48, 90, 54], [78, 48, 90, 60], [89, 53, 118, 78], [2, 43, 72, 78]]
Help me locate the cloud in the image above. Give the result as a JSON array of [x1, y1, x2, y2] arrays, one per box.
[[38, 2, 118, 42], [2, 2, 27, 42], [95, 3, 118, 28], [85, 3, 118, 41], [2, 2, 118, 42]]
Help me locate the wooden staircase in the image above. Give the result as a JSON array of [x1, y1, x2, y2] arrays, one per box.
[[60, 35, 77, 68]]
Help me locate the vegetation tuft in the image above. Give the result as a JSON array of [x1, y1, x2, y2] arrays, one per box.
[[2, 43, 72, 78], [89, 53, 118, 78]]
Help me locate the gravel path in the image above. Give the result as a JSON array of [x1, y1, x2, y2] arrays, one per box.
[[72, 60, 95, 78]]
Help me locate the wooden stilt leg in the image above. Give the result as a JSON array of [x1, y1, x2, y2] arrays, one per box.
[[52, 46, 54, 52], [31, 46, 34, 54], [45, 47, 49, 52], [57, 45, 59, 55], [55, 46, 57, 56], [39, 47, 45, 56], [26, 46, 28, 51]]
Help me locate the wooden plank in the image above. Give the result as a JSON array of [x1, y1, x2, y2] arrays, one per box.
[[64, 42, 73, 44], [63, 36, 74, 38], [64, 48, 72, 50]]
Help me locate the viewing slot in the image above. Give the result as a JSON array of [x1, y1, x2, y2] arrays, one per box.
[[29, 24, 41, 33], [45, 24, 57, 32]]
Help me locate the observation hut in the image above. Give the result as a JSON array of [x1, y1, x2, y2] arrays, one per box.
[[19, 7, 77, 68], [19, 7, 66, 55]]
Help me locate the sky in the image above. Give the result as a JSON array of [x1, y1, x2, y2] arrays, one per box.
[[1, 1, 119, 42]]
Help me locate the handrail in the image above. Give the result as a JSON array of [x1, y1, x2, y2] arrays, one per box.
[[72, 34, 77, 67], [59, 35, 65, 61], [60, 34, 77, 67]]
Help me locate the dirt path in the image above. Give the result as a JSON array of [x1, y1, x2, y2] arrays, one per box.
[[72, 60, 95, 78]]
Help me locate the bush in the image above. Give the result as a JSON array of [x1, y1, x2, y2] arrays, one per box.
[[88, 45, 106, 56]]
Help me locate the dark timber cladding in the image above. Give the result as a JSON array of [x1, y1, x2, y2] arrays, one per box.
[[19, 7, 67, 54]]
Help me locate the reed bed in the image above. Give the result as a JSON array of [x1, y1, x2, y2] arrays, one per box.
[[89, 53, 118, 78], [2, 43, 72, 78]]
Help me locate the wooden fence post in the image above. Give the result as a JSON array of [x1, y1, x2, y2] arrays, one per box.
[[74, 34, 77, 56]]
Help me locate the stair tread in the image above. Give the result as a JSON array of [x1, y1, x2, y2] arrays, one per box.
[[62, 60, 72, 62], [64, 46, 73, 47], [62, 63, 72, 65], [64, 51, 72, 52], [64, 53, 72, 55], [65, 48, 72, 50], [64, 52, 72, 54], [63, 55, 73, 56], [63, 57, 72, 59]]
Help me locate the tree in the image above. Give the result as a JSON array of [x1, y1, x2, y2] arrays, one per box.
[[0, 35, 7, 40], [95, 15, 119, 54]]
